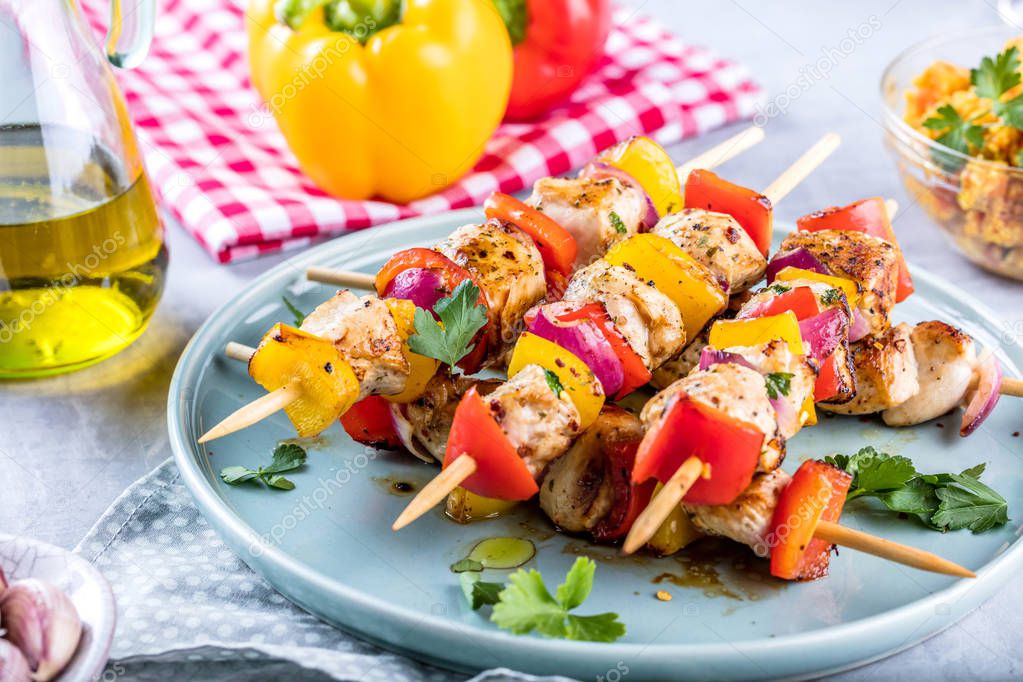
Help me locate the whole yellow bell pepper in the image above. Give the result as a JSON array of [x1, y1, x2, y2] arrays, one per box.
[[247, 0, 512, 203]]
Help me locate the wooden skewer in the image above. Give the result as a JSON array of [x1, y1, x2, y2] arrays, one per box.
[[1001, 377, 1023, 397], [392, 454, 477, 530], [198, 381, 302, 444], [306, 265, 375, 290], [621, 457, 704, 554], [814, 520, 975, 578], [762, 132, 841, 205], [225, 342, 256, 363]]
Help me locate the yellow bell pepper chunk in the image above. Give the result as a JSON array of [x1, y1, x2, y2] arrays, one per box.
[[445, 487, 517, 523], [248, 323, 359, 437], [382, 299, 440, 403], [709, 313, 816, 425], [646, 483, 703, 556], [774, 267, 860, 308], [507, 332, 605, 430], [598, 136, 684, 216], [605, 233, 726, 339]]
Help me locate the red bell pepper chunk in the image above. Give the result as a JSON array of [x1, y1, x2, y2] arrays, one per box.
[[591, 440, 657, 541], [768, 460, 852, 581], [340, 396, 401, 450], [485, 192, 577, 277], [684, 169, 773, 257], [796, 197, 914, 302], [443, 387, 539, 501], [813, 353, 844, 402], [632, 396, 764, 505], [375, 247, 491, 374], [737, 286, 820, 321], [501, 0, 612, 120], [554, 302, 651, 399]]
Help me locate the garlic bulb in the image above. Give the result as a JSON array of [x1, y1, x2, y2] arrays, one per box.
[[0, 580, 81, 682], [0, 640, 31, 682]]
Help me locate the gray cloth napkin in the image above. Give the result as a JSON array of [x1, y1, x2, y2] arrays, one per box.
[[74, 458, 576, 682]]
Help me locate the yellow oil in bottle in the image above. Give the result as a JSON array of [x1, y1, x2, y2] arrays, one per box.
[[0, 124, 167, 378]]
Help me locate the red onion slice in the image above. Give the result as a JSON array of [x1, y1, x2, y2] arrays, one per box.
[[960, 350, 1003, 437], [766, 248, 830, 283], [527, 303, 625, 396], [383, 268, 446, 315], [698, 348, 757, 372], [581, 161, 659, 229], [848, 308, 870, 342], [389, 403, 436, 463], [769, 393, 799, 439], [798, 307, 848, 362]]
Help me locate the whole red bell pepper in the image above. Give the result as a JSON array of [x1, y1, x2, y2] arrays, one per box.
[[767, 460, 852, 581], [443, 387, 539, 500], [684, 169, 773, 256], [633, 395, 764, 505], [495, 0, 612, 120], [796, 197, 914, 302]]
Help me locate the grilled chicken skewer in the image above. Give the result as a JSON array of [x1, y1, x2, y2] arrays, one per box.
[[199, 128, 767, 444], [392, 133, 842, 530]]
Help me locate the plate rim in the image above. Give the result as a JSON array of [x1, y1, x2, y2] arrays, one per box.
[[167, 208, 1023, 678]]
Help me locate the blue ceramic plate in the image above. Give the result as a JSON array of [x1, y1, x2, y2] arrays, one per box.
[[169, 209, 1023, 681]]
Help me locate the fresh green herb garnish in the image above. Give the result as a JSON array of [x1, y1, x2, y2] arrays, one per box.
[[282, 296, 306, 327], [972, 46, 1023, 127], [460, 558, 625, 642], [451, 558, 485, 573], [764, 372, 793, 399], [608, 211, 627, 235], [766, 283, 791, 296], [820, 288, 842, 305], [408, 280, 488, 369], [706, 246, 719, 258], [696, 235, 710, 248], [825, 447, 1009, 533], [543, 368, 565, 398], [922, 104, 986, 157], [460, 572, 505, 610], [220, 443, 307, 490]]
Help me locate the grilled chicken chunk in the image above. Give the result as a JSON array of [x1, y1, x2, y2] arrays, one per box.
[[684, 469, 791, 558], [486, 364, 581, 478], [777, 230, 898, 336], [563, 260, 686, 369], [301, 291, 408, 399], [652, 209, 767, 293], [641, 363, 785, 473], [394, 375, 501, 463], [718, 340, 817, 439], [539, 408, 644, 533], [820, 323, 919, 416], [435, 222, 546, 366], [883, 321, 977, 426], [651, 326, 711, 389], [738, 278, 857, 404], [527, 176, 646, 267]]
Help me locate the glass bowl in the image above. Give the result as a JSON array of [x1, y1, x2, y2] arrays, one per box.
[[882, 25, 1023, 280]]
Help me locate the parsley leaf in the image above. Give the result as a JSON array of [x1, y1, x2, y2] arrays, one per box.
[[821, 288, 842, 305], [450, 558, 485, 573], [543, 368, 565, 398], [465, 558, 624, 642], [281, 296, 306, 327], [408, 280, 488, 369], [219, 443, 307, 491], [764, 372, 793, 399], [825, 447, 1008, 533], [766, 283, 791, 295], [459, 572, 504, 610], [608, 211, 627, 235], [922, 104, 985, 157], [971, 46, 1022, 102]]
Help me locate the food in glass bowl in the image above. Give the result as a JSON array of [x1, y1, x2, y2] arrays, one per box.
[[882, 28, 1023, 279]]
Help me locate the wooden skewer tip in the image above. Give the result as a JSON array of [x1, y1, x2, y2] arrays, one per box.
[[197, 382, 302, 444], [621, 456, 703, 555], [815, 520, 975, 579], [391, 454, 478, 531]]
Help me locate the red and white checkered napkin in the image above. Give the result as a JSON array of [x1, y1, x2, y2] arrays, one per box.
[[84, 0, 763, 264]]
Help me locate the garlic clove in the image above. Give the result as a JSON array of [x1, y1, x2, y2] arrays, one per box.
[[0, 639, 31, 682], [0, 579, 81, 682]]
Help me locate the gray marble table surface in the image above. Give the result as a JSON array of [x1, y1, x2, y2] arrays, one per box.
[[3, 1, 1022, 679]]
